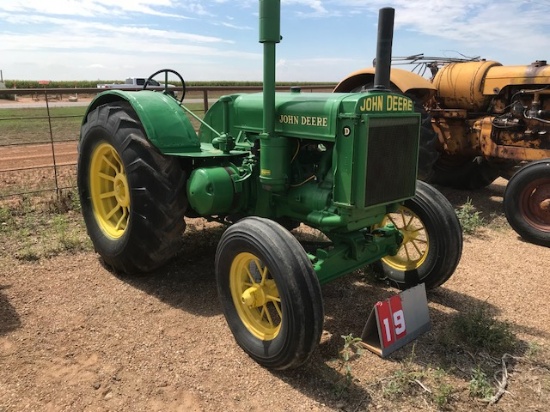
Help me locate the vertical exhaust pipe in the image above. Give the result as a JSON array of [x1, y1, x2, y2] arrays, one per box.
[[373, 7, 395, 91]]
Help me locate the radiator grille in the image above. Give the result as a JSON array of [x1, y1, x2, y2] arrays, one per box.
[[364, 116, 419, 207]]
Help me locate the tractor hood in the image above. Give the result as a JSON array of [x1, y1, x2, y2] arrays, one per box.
[[200, 90, 415, 143]]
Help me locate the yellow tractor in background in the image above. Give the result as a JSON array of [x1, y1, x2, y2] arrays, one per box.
[[335, 55, 550, 247]]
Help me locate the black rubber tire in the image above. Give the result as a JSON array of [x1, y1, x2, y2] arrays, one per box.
[[415, 102, 439, 182], [373, 180, 463, 290], [504, 159, 550, 247], [431, 154, 500, 190], [216, 217, 324, 370], [78, 102, 187, 274]]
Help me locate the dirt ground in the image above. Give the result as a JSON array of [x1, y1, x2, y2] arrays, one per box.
[[2, 91, 549, 411], [1, 172, 550, 410]]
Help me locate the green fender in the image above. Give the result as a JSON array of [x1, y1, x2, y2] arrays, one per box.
[[82, 90, 201, 155]]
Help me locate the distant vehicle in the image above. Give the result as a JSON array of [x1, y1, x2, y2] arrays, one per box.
[[96, 77, 161, 90], [97, 77, 178, 99]]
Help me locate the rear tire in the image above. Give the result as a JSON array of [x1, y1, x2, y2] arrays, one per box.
[[431, 154, 499, 190], [504, 160, 550, 247], [373, 181, 463, 289], [216, 217, 324, 369], [78, 102, 187, 274], [415, 101, 439, 182]]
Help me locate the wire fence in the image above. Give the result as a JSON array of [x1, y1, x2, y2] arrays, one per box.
[[0, 85, 334, 201]]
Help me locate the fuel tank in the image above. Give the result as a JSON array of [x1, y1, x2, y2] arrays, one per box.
[[432, 60, 501, 111]]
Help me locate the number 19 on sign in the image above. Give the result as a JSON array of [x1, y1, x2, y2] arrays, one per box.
[[377, 295, 407, 347], [361, 284, 431, 357]]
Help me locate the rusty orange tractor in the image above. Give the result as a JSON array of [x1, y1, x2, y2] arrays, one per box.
[[335, 56, 550, 247]]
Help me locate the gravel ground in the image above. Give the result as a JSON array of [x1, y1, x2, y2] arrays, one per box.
[[1, 178, 549, 411]]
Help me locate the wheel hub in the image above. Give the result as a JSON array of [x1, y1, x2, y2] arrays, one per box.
[[241, 285, 264, 307], [377, 206, 429, 271], [528, 183, 550, 224], [401, 223, 420, 244], [241, 279, 277, 308], [114, 174, 130, 208]]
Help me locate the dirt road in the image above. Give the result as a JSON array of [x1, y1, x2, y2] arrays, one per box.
[[0, 141, 77, 172]]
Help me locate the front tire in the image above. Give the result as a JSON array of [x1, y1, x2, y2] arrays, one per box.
[[78, 102, 187, 274], [504, 160, 550, 247], [374, 181, 463, 289], [216, 217, 324, 370]]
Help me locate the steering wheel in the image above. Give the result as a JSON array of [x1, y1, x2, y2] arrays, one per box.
[[143, 68, 186, 103]]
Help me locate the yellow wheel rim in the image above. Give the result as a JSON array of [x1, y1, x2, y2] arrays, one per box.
[[229, 252, 282, 341], [89, 142, 130, 239], [379, 206, 429, 271]]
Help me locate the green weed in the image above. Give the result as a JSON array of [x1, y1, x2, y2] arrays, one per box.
[[333, 334, 364, 396], [0, 205, 15, 232], [382, 345, 427, 399], [456, 198, 485, 234], [381, 362, 457, 408], [51, 215, 82, 253], [430, 368, 454, 408], [433, 382, 454, 408], [469, 366, 493, 399]]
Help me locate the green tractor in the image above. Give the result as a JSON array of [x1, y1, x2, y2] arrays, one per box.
[[77, 1, 462, 369]]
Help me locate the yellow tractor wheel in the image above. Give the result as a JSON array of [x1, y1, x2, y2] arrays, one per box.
[[374, 180, 463, 290], [216, 217, 323, 370], [78, 102, 187, 274]]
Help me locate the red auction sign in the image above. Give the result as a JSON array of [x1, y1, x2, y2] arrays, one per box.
[[361, 284, 430, 357]]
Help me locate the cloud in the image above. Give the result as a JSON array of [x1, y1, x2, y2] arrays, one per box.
[[285, 0, 328, 15], [280, 0, 550, 60], [0, 13, 231, 44], [1, 0, 548, 80], [0, 0, 189, 18]]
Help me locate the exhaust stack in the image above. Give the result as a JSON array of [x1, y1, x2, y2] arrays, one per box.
[[373, 7, 395, 91]]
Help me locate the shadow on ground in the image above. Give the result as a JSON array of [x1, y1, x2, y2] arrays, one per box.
[[435, 178, 507, 224], [0, 285, 21, 335], [105, 181, 541, 410], [109, 222, 225, 318]]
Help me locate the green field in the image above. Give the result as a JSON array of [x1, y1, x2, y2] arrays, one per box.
[[2, 79, 335, 89], [0, 106, 85, 146], [0, 103, 205, 146]]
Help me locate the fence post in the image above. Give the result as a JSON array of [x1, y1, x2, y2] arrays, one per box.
[[203, 90, 209, 112], [44, 90, 61, 198]]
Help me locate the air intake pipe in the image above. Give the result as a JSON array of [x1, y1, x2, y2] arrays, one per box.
[[258, 0, 289, 192]]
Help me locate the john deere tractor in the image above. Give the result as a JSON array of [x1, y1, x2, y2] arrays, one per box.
[[335, 54, 550, 247], [77, 2, 462, 369]]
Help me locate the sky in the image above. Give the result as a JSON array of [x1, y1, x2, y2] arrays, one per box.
[[0, 0, 549, 82]]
